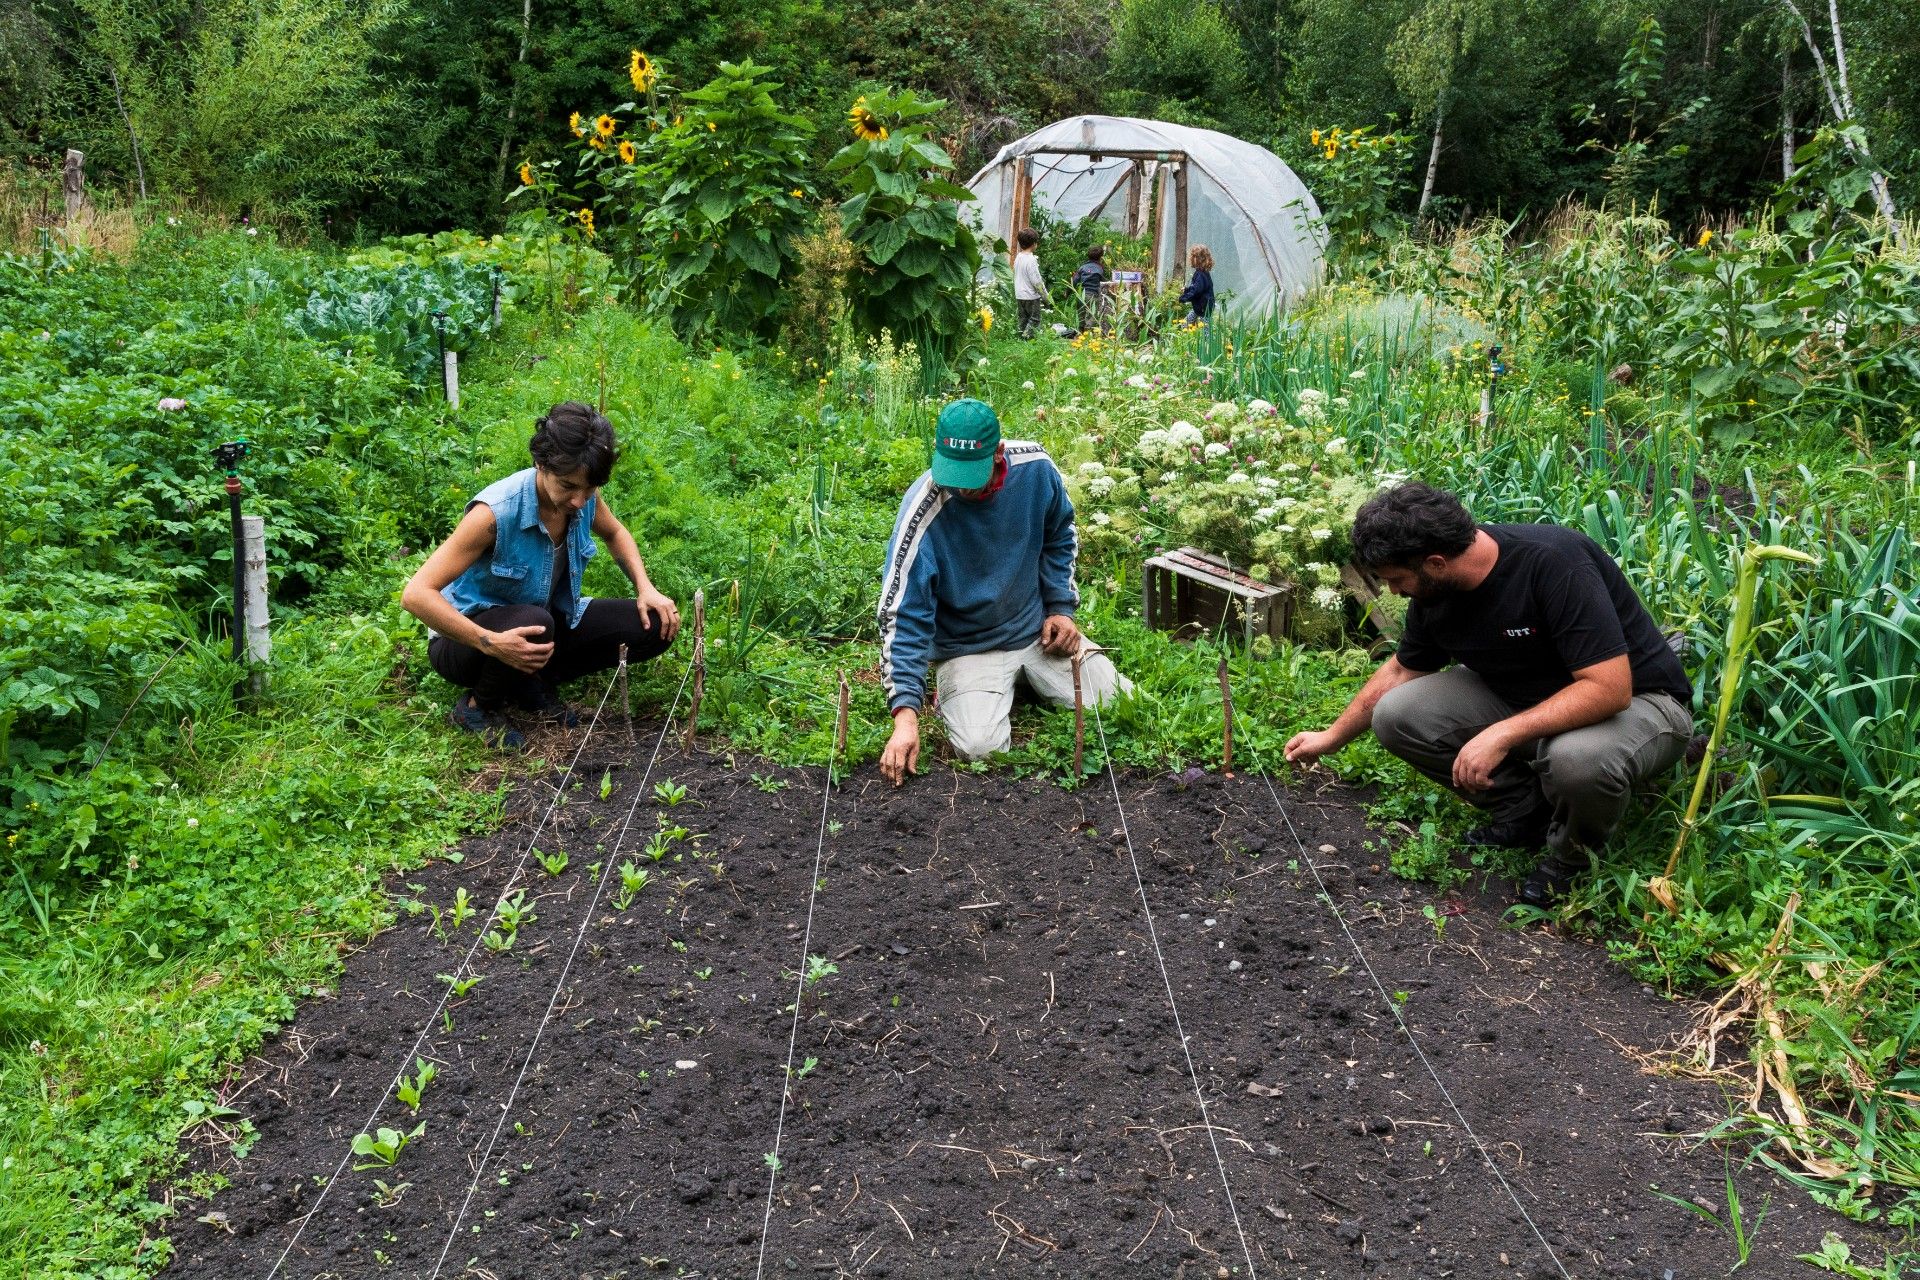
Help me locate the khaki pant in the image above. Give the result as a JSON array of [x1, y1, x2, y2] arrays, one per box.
[[1372, 667, 1692, 860], [935, 641, 1131, 760]]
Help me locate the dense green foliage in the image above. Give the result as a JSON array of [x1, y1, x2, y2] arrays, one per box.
[[11, 0, 1917, 235]]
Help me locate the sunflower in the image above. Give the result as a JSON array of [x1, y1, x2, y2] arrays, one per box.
[[588, 136, 606, 151], [790, 188, 804, 198], [848, 97, 888, 142], [519, 162, 533, 186], [569, 110, 584, 138], [619, 139, 637, 163], [977, 305, 993, 334], [1310, 128, 1321, 146], [596, 114, 617, 138], [1697, 228, 1713, 248], [577, 207, 596, 238], [707, 120, 717, 131], [629, 49, 656, 94]]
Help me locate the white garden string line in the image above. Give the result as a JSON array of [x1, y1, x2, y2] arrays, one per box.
[[1256, 772, 1574, 1280], [426, 659, 695, 1279], [1092, 700, 1260, 1279], [265, 664, 638, 1280], [753, 721, 846, 1280]]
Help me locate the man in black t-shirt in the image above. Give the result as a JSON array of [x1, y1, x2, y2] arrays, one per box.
[[1284, 483, 1693, 905]]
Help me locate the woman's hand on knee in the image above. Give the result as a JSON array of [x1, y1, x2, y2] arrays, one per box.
[[637, 588, 681, 641], [483, 624, 554, 674]]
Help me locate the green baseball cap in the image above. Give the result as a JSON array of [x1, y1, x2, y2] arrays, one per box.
[[931, 398, 1001, 489]]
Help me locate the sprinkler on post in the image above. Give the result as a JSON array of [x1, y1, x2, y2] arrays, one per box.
[[213, 439, 250, 665], [1478, 342, 1506, 436]]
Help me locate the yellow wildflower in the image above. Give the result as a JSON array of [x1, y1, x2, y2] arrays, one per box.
[[588, 136, 606, 151], [630, 50, 656, 95], [619, 139, 637, 163], [577, 207, 596, 237], [518, 162, 533, 186], [1325, 143, 1337, 159], [1698, 228, 1713, 248], [1310, 128, 1321, 146], [569, 110, 583, 137], [707, 120, 717, 131], [978, 305, 993, 333], [790, 188, 804, 198], [596, 114, 616, 138]]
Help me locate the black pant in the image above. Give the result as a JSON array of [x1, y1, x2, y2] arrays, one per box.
[[1017, 297, 1044, 337], [428, 600, 671, 708]]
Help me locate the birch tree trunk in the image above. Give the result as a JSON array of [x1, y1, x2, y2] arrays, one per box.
[[1777, 0, 1904, 245], [1780, 55, 1795, 182], [1418, 95, 1445, 220]]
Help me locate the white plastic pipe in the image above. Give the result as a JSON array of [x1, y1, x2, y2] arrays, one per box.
[[242, 515, 270, 690], [443, 349, 460, 409]]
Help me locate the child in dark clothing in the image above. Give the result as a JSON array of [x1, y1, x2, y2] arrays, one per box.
[[1070, 244, 1107, 331], [1180, 243, 1215, 325]]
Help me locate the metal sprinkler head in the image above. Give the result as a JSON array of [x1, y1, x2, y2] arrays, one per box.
[[213, 439, 250, 476]]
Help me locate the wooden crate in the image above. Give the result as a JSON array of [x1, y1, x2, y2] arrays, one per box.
[[1142, 547, 1291, 645]]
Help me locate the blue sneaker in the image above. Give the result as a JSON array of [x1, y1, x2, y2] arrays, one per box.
[[448, 693, 527, 751], [519, 684, 582, 728]]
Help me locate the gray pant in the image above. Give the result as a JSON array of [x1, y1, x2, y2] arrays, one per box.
[[1372, 667, 1692, 862]]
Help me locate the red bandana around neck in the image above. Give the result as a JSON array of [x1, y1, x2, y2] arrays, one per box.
[[960, 450, 1008, 501]]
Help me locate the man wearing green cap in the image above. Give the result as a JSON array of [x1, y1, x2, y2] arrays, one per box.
[[877, 398, 1130, 782]]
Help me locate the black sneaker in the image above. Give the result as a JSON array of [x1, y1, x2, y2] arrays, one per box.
[[1517, 852, 1586, 907], [448, 693, 527, 751], [519, 685, 582, 728], [1462, 807, 1551, 852]]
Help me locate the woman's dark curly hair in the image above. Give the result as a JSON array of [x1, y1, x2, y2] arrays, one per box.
[[1351, 482, 1478, 568], [530, 402, 617, 487]]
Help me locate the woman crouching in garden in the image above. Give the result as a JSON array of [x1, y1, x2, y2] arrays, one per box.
[[402, 402, 680, 748]]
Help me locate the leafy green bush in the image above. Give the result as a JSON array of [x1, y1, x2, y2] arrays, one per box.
[[826, 89, 983, 347], [289, 258, 500, 385]]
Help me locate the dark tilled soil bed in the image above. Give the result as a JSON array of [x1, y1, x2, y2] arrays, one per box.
[[166, 725, 1885, 1279]]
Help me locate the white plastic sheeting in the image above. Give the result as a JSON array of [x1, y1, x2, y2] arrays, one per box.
[[966, 115, 1326, 316]]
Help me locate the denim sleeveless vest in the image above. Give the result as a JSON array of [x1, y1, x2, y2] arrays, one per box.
[[441, 468, 597, 628]]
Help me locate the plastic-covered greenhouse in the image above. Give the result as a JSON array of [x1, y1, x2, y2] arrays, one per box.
[[965, 115, 1326, 316]]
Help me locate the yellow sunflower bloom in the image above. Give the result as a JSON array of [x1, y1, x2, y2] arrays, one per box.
[[619, 139, 637, 163], [790, 188, 804, 198], [629, 50, 656, 94], [519, 162, 533, 186], [577, 207, 595, 238], [977, 305, 993, 333], [1325, 143, 1337, 159], [707, 120, 717, 131], [569, 110, 583, 137], [596, 114, 616, 138], [1698, 228, 1713, 248], [848, 97, 888, 142], [1310, 128, 1321, 145], [588, 136, 606, 151]]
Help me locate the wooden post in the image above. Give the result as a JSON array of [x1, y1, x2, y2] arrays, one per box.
[[617, 643, 633, 744], [242, 516, 270, 695], [1010, 156, 1033, 270], [1172, 158, 1190, 287], [1070, 651, 1085, 778], [1124, 160, 1144, 236], [62, 150, 86, 225], [683, 589, 706, 751], [1218, 654, 1234, 777], [442, 349, 460, 409], [835, 673, 850, 758]]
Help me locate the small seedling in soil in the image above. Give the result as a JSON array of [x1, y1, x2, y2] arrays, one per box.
[[750, 772, 788, 793], [447, 887, 474, 930], [827, 820, 844, 835], [694, 967, 713, 980], [496, 889, 536, 932], [617, 861, 649, 898], [395, 1058, 437, 1112], [653, 779, 688, 806], [669, 938, 687, 953], [644, 831, 673, 863], [482, 928, 516, 954], [438, 973, 484, 998], [1421, 903, 1446, 939], [369, 1179, 411, 1207], [351, 1122, 424, 1170], [633, 1014, 660, 1034], [1392, 990, 1410, 1006], [805, 955, 837, 987], [763, 1152, 782, 1173], [791, 1057, 818, 1080], [538, 848, 569, 876], [441, 1010, 454, 1034], [598, 769, 613, 800]]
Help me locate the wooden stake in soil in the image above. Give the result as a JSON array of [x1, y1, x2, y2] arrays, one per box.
[[1070, 650, 1085, 777], [834, 672, 850, 762], [683, 589, 706, 751], [1218, 654, 1234, 777], [616, 643, 633, 744]]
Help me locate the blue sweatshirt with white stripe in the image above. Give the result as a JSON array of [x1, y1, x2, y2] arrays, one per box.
[[878, 442, 1080, 712]]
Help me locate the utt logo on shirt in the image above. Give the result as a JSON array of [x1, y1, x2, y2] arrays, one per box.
[[1505, 626, 1535, 638]]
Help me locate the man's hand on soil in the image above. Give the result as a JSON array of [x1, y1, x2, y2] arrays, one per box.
[[486, 624, 554, 674], [1039, 614, 1081, 656], [1283, 728, 1342, 767], [1452, 725, 1513, 792], [880, 708, 921, 786]]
